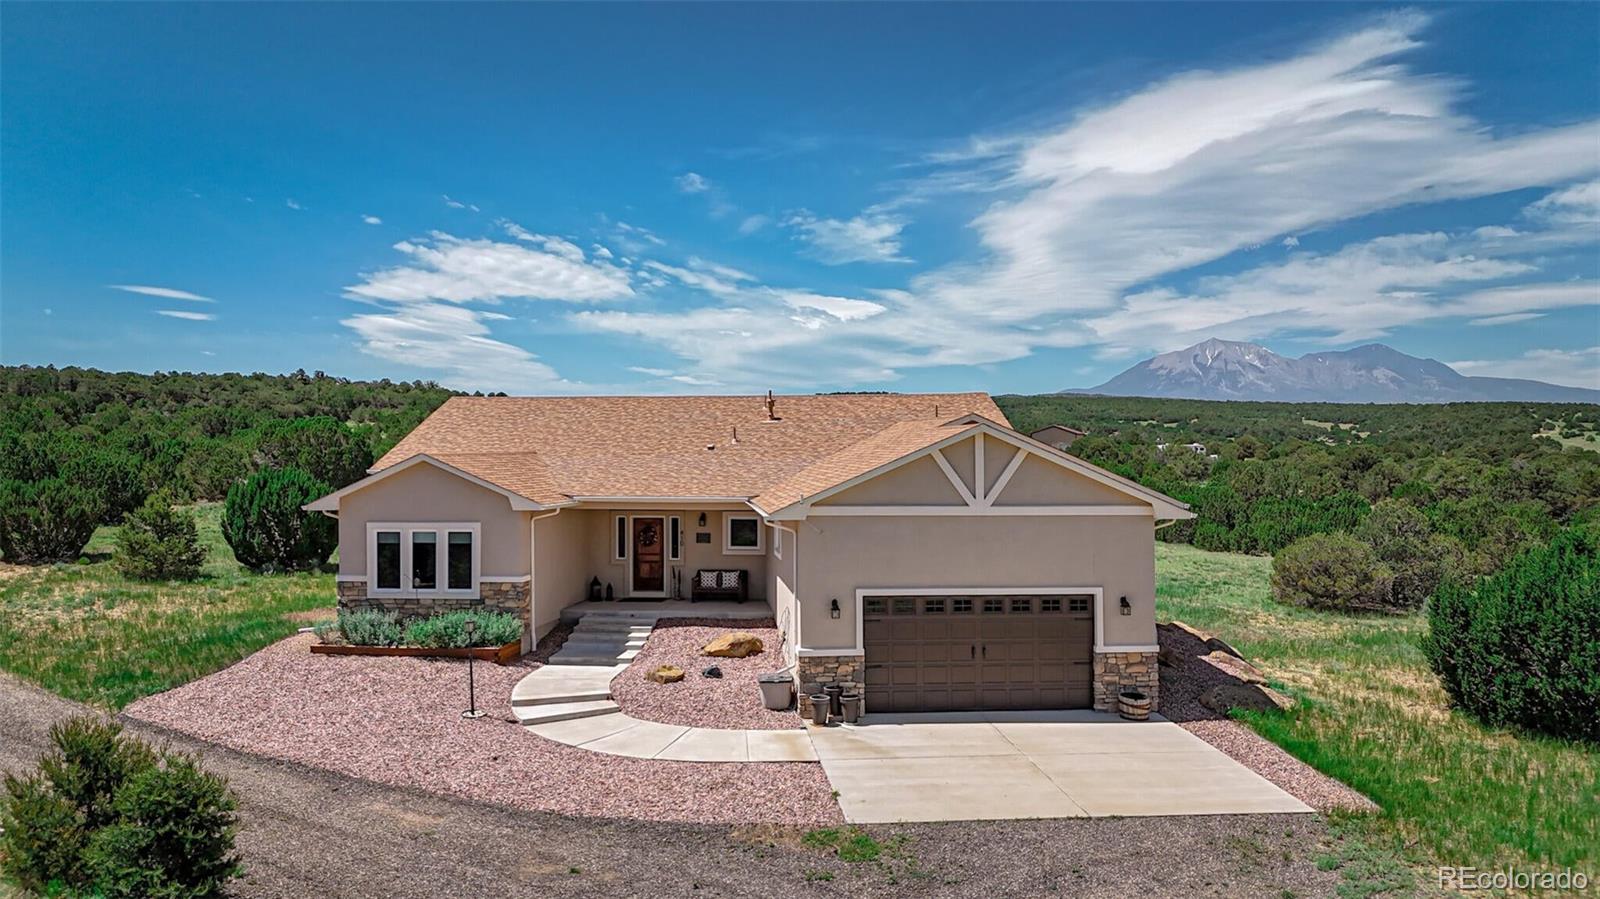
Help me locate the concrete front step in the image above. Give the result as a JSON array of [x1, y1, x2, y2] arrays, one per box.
[[512, 689, 613, 707], [556, 633, 643, 646], [512, 699, 620, 725], [547, 650, 639, 665]]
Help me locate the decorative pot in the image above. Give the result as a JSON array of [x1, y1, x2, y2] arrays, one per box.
[[1118, 690, 1151, 721], [809, 693, 830, 726]]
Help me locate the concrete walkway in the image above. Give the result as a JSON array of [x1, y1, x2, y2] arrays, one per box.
[[809, 710, 1313, 823], [512, 611, 815, 762]]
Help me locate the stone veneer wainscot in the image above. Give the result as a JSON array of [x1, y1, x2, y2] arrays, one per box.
[[335, 579, 530, 630], [1093, 650, 1159, 712], [795, 654, 861, 717]]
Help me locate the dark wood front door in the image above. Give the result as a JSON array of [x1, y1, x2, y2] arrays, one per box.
[[862, 594, 1094, 712], [631, 517, 665, 594]]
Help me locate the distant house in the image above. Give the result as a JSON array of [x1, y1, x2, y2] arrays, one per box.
[[1030, 424, 1087, 450], [1156, 441, 1207, 457]]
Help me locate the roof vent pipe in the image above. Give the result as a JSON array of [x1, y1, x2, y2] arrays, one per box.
[[764, 390, 778, 421], [732, 426, 740, 445]]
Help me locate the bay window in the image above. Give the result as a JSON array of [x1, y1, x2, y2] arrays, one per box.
[[367, 523, 479, 596]]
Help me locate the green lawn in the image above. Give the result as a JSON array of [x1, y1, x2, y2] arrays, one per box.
[[1156, 542, 1598, 880], [0, 503, 333, 709]]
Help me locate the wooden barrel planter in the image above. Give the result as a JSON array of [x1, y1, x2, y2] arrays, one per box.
[[1117, 690, 1151, 721], [310, 640, 522, 665]]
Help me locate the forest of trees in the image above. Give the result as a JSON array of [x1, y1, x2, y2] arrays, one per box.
[[0, 366, 456, 562], [999, 393, 1600, 593], [2, 365, 1595, 579]]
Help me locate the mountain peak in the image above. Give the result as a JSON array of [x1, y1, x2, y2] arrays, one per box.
[[1070, 338, 1598, 404]]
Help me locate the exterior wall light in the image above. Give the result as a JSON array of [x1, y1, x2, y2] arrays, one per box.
[[1119, 596, 1132, 616], [830, 598, 841, 619], [698, 513, 707, 527]]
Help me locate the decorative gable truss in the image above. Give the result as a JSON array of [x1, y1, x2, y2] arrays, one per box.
[[763, 420, 1193, 521]]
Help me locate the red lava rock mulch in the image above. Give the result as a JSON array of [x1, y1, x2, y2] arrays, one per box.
[[611, 619, 799, 731], [123, 634, 840, 826], [1158, 623, 1377, 813]]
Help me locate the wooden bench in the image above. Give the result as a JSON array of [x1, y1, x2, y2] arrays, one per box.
[[691, 568, 749, 603]]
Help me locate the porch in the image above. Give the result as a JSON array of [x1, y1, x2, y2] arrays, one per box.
[[559, 598, 775, 624]]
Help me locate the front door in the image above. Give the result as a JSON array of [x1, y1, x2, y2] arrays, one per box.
[[631, 516, 666, 595]]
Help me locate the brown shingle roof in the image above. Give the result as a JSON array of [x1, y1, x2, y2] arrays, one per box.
[[373, 393, 1007, 504]]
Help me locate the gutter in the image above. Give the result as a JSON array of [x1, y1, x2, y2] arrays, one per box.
[[526, 507, 564, 653]]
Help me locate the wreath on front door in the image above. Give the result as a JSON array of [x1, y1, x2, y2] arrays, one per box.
[[637, 523, 659, 548]]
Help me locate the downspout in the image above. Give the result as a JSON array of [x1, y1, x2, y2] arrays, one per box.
[[526, 508, 563, 653]]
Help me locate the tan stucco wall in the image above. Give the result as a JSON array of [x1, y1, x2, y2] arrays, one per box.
[[989, 453, 1146, 506], [583, 508, 769, 600], [770, 523, 799, 667], [532, 509, 593, 638], [336, 462, 531, 578], [816, 454, 966, 506], [794, 515, 1157, 652]]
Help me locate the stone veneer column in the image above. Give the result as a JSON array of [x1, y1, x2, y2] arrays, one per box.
[[795, 655, 862, 717], [1093, 651, 1159, 712], [333, 579, 532, 636]]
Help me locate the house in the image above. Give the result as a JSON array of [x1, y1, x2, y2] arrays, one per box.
[[305, 392, 1193, 714], [1028, 424, 1087, 450]]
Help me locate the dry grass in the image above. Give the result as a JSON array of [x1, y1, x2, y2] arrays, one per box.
[[1157, 542, 1599, 875]]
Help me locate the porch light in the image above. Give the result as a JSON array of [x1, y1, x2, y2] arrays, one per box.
[[1119, 596, 1132, 616], [461, 619, 485, 720], [698, 512, 707, 527], [830, 598, 841, 619]]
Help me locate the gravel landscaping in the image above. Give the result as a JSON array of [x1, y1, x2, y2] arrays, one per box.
[[123, 633, 840, 826], [611, 619, 800, 731], [1158, 622, 1377, 813]]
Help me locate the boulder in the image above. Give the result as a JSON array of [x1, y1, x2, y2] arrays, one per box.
[[647, 665, 685, 684], [1205, 635, 1246, 661], [1157, 643, 1180, 668], [1203, 651, 1267, 684], [1200, 683, 1293, 715], [702, 632, 764, 658], [701, 665, 723, 679], [1168, 620, 1213, 643]]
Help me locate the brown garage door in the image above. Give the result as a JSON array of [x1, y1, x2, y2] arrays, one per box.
[[862, 594, 1094, 712]]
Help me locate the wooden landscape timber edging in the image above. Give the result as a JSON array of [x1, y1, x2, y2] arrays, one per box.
[[310, 640, 523, 665]]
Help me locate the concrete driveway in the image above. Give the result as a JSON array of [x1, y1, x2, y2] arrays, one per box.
[[809, 710, 1312, 823]]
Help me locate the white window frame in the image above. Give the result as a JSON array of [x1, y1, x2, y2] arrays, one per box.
[[668, 515, 682, 562], [612, 514, 628, 561], [366, 522, 481, 598], [723, 513, 764, 555]]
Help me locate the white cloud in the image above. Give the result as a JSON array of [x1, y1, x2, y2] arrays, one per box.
[[784, 210, 910, 264], [612, 220, 667, 253], [1449, 346, 1600, 389], [285, 198, 302, 210], [627, 366, 674, 377], [1468, 312, 1544, 327], [894, 11, 1597, 346], [778, 291, 886, 322], [109, 285, 214, 302], [1282, 236, 1300, 248], [500, 220, 586, 262], [362, 214, 383, 225], [346, 232, 632, 305], [344, 302, 571, 392], [676, 172, 710, 193], [442, 194, 480, 212], [738, 214, 771, 235], [156, 310, 216, 321]]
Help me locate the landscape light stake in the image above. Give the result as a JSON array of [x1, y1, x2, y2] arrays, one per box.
[[462, 619, 485, 719]]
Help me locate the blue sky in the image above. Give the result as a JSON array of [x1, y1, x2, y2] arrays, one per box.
[[3, 3, 1597, 393]]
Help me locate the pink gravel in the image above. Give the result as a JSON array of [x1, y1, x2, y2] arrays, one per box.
[[610, 619, 799, 731], [1157, 623, 1377, 813], [123, 634, 841, 826]]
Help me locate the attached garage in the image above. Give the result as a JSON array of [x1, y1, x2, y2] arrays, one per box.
[[861, 590, 1095, 712]]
